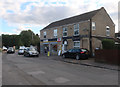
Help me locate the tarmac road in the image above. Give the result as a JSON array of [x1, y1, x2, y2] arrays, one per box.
[[2, 52, 119, 85]]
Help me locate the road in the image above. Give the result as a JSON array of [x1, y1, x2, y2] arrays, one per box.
[[2, 52, 118, 85]]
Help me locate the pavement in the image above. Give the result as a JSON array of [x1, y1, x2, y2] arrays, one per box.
[[40, 54, 119, 71]]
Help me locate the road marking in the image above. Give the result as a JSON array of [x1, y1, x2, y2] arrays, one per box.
[[28, 71, 45, 75], [54, 77, 70, 83]]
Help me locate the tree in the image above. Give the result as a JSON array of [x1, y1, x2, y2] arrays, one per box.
[[2, 30, 40, 49], [20, 30, 40, 47], [2, 34, 21, 48]]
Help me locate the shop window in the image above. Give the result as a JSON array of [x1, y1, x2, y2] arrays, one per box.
[[74, 24, 79, 36], [54, 29, 57, 38], [53, 45, 57, 51], [63, 27, 67, 37], [74, 41, 80, 49], [43, 31, 46, 38], [106, 26, 110, 36], [92, 22, 96, 30]]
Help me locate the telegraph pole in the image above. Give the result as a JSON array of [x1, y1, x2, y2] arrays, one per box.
[[89, 19, 93, 57]]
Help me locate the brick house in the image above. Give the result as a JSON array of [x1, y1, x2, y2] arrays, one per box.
[[40, 7, 115, 56]]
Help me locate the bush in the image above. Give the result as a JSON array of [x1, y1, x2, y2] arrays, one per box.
[[102, 39, 115, 49]]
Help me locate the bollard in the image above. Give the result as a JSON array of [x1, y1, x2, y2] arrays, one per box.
[[47, 51, 50, 56]]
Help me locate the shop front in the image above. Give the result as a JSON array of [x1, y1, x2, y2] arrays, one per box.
[[40, 38, 62, 55]]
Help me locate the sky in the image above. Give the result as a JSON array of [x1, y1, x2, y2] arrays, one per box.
[[0, 0, 119, 35]]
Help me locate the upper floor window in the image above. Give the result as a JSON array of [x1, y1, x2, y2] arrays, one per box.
[[43, 31, 46, 38], [74, 24, 79, 36], [63, 27, 67, 37], [106, 26, 110, 36], [92, 22, 96, 30], [54, 29, 57, 38]]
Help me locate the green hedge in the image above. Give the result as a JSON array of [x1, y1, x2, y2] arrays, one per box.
[[102, 39, 115, 49]]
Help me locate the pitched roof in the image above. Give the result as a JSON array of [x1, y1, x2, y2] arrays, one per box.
[[43, 7, 103, 30]]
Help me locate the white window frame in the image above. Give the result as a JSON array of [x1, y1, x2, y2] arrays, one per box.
[[54, 29, 57, 38], [106, 26, 110, 36], [43, 31, 46, 38], [74, 24, 79, 36], [92, 22, 96, 30], [73, 41, 80, 49], [63, 27, 67, 37]]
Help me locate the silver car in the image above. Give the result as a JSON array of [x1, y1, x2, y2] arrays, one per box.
[[24, 47, 39, 57]]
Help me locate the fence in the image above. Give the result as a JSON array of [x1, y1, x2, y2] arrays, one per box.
[[95, 49, 120, 65]]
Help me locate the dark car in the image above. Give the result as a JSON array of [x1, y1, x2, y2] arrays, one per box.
[[24, 47, 39, 57], [62, 48, 89, 60], [7, 47, 15, 54], [81, 48, 90, 57]]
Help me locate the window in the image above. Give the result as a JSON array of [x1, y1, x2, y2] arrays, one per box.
[[74, 41, 80, 49], [54, 29, 57, 38], [74, 24, 79, 36], [63, 27, 67, 37], [43, 31, 46, 38], [92, 22, 96, 30], [106, 26, 110, 36]]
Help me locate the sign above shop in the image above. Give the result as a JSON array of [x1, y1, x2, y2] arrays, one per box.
[[57, 38, 61, 42], [43, 39, 48, 42]]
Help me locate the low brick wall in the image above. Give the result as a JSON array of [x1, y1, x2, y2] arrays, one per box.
[[95, 49, 120, 65]]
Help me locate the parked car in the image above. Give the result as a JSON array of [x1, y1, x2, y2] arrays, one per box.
[[18, 49, 25, 55], [62, 48, 89, 60], [7, 47, 15, 54], [81, 48, 90, 57], [24, 47, 39, 57], [2, 46, 7, 51], [18, 46, 25, 55]]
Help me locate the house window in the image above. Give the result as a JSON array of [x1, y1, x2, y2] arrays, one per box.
[[74, 41, 80, 49], [92, 22, 96, 30], [74, 24, 79, 36], [106, 26, 110, 36], [54, 29, 57, 38], [63, 27, 67, 37], [43, 31, 46, 38]]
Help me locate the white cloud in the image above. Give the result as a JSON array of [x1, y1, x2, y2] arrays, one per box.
[[0, 0, 119, 33]]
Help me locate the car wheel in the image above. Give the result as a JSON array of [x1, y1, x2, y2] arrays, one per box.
[[26, 53, 30, 57], [76, 55, 80, 60], [24, 53, 26, 57], [62, 54, 66, 58]]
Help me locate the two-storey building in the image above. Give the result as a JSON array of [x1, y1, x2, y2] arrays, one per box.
[[40, 7, 115, 56]]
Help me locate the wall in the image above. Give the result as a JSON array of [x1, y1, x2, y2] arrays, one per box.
[[92, 8, 115, 38]]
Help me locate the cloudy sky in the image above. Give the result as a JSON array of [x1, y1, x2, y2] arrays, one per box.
[[0, 0, 119, 35]]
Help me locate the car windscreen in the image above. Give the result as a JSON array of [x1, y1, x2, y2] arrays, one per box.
[[29, 48, 36, 51], [19, 49, 24, 50], [8, 47, 13, 50]]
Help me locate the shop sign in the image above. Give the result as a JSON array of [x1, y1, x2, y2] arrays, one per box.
[[57, 38, 61, 42], [43, 39, 48, 42]]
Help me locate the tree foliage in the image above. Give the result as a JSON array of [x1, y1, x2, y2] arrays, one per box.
[[2, 30, 40, 49], [102, 39, 115, 49]]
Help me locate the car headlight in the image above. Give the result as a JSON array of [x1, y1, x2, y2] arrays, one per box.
[[29, 51, 33, 55]]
